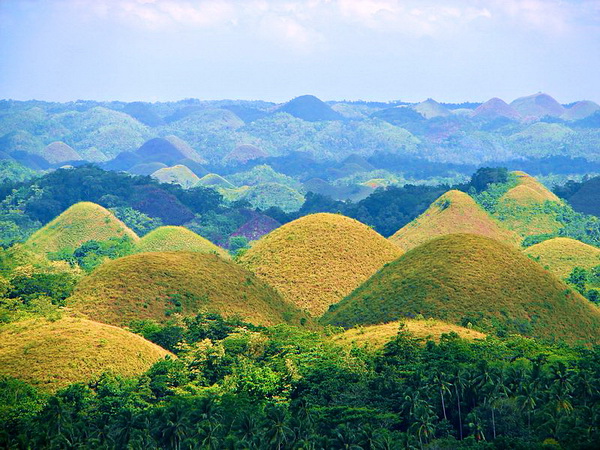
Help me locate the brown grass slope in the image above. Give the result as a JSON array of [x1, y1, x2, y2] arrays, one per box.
[[134, 226, 229, 258], [239, 213, 403, 316], [68, 251, 309, 327], [525, 237, 600, 279], [390, 190, 521, 251], [0, 317, 171, 392], [322, 234, 600, 344], [26, 202, 139, 253], [332, 319, 486, 349]]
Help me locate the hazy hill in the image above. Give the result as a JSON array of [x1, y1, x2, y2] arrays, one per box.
[[42, 141, 81, 164], [0, 317, 170, 392], [510, 93, 565, 118], [323, 234, 600, 344], [561, 100, 600, 121], [390, 190, 521, 251], [69, 251, 309, 327], [239, 213, 403, 316], [473, 98, 521, 120], [411, 99, 451, 119], [26, 202, 138, 253], [223, 144, 268, 165], [151, 164, 200, 189], [277, 95, 343, 122]]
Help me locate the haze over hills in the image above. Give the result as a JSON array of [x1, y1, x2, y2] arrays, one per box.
[[323, 234, 600, 344]]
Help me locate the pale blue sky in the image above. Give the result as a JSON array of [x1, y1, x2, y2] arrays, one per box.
[[1, 0, 599, 103]]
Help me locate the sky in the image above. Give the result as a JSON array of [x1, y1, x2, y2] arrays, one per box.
[[1, 0, 599, 104]]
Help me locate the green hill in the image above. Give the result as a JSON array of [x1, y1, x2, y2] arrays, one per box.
[[26, 202, 139, 253], [411, 99, 451, 119], [134, 226, 229, 258], [197, 173, 235, 189], [390, 190, 521, 251], [68, 251, 309, 327], [151, 164, 200, 189], [493, 171, 565, 236], [241, 182, 305, 213], [0, 317, 171, 392], [163, 135, 207, 163], [524, 237, 600, 279], [239, 213, 403, 316], [323, 234, 600, 344]]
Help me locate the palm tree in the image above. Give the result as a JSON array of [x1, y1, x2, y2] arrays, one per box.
[[265, 405, 291, 450], [430, 369, 452, 421], [517, 382, 538, 429], [453, 368, 468, 440]]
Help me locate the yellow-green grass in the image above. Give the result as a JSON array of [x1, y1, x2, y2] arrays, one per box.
[[322, 234, 600, 345], [151, 164, 200, 189], [524, 237, 600, 279], [0, 317, 171, 392], [26, 202, 139, 254], [239, 213, 403, 316], [494, 172, 563, 237], [68, 251, 310, 328], [197, 173, 235, 189], [134, 226, 229, 258], [390, 190, 521, 251], [332, 319, 486, 349]]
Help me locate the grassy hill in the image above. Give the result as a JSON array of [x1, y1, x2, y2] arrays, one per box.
[[151, 164, 200, 189], [241, 182, 305, 213], [473, 98, 521, 120], [239, 213, 403, 316], [525, 237, 600, 279], [332, 319, 486, 349], [223, 144, 268, 164], [26, 202, 139, 253], [411, 99, 451, 119], [197, 173, 235, 189], [510, 93, 565, 118], [494, 171, 564, 236], [561, 100, 600, 121], [322, 234, 600, 344], [43, 141, 81, 164], [390, 190, 521, 251], [134, 226, 229, 258], [277, 95, 343, 122], [68, 251, 309, 327], [0, 317, 171, 392]]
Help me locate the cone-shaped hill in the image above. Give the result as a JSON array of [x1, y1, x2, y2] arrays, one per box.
[[224, 144, 268, 164], [238, 213, 403, 316], [561, 101, 600, 121], [277, 95, 343, 122], [0, 317, 171, 392], [525, 237, 600, 279], [134, 226, 229, 258], [68, 251, 309, 327], [411, 99, 451, 119], [43, 141, 82, 164], [390, 190, 521, 251], [26, 202, 138, 253], [510, 93, 565, 118], [332, 320, 486, 349], [496, 171, 564, 236], [473, 98, 521, 120], [197, 173, 235, 189], [151, 164, 200, 189], [322, 234, 600, 344]]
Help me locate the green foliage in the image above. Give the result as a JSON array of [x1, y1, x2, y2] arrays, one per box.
[[49, 235, 134, 272], [110, 206, 163, 236], [8, 271, 77, 305]]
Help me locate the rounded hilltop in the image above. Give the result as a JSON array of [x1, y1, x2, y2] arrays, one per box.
[[0, 317, 171, 392], [390, 190, 521, 251], [134, 226, 229, 258], [238, 213, 403, 316], [26, 202, 138, 253], [68, 251, 310, 328], [323, 233, 600, 345], [525, 237, 600, 279]]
